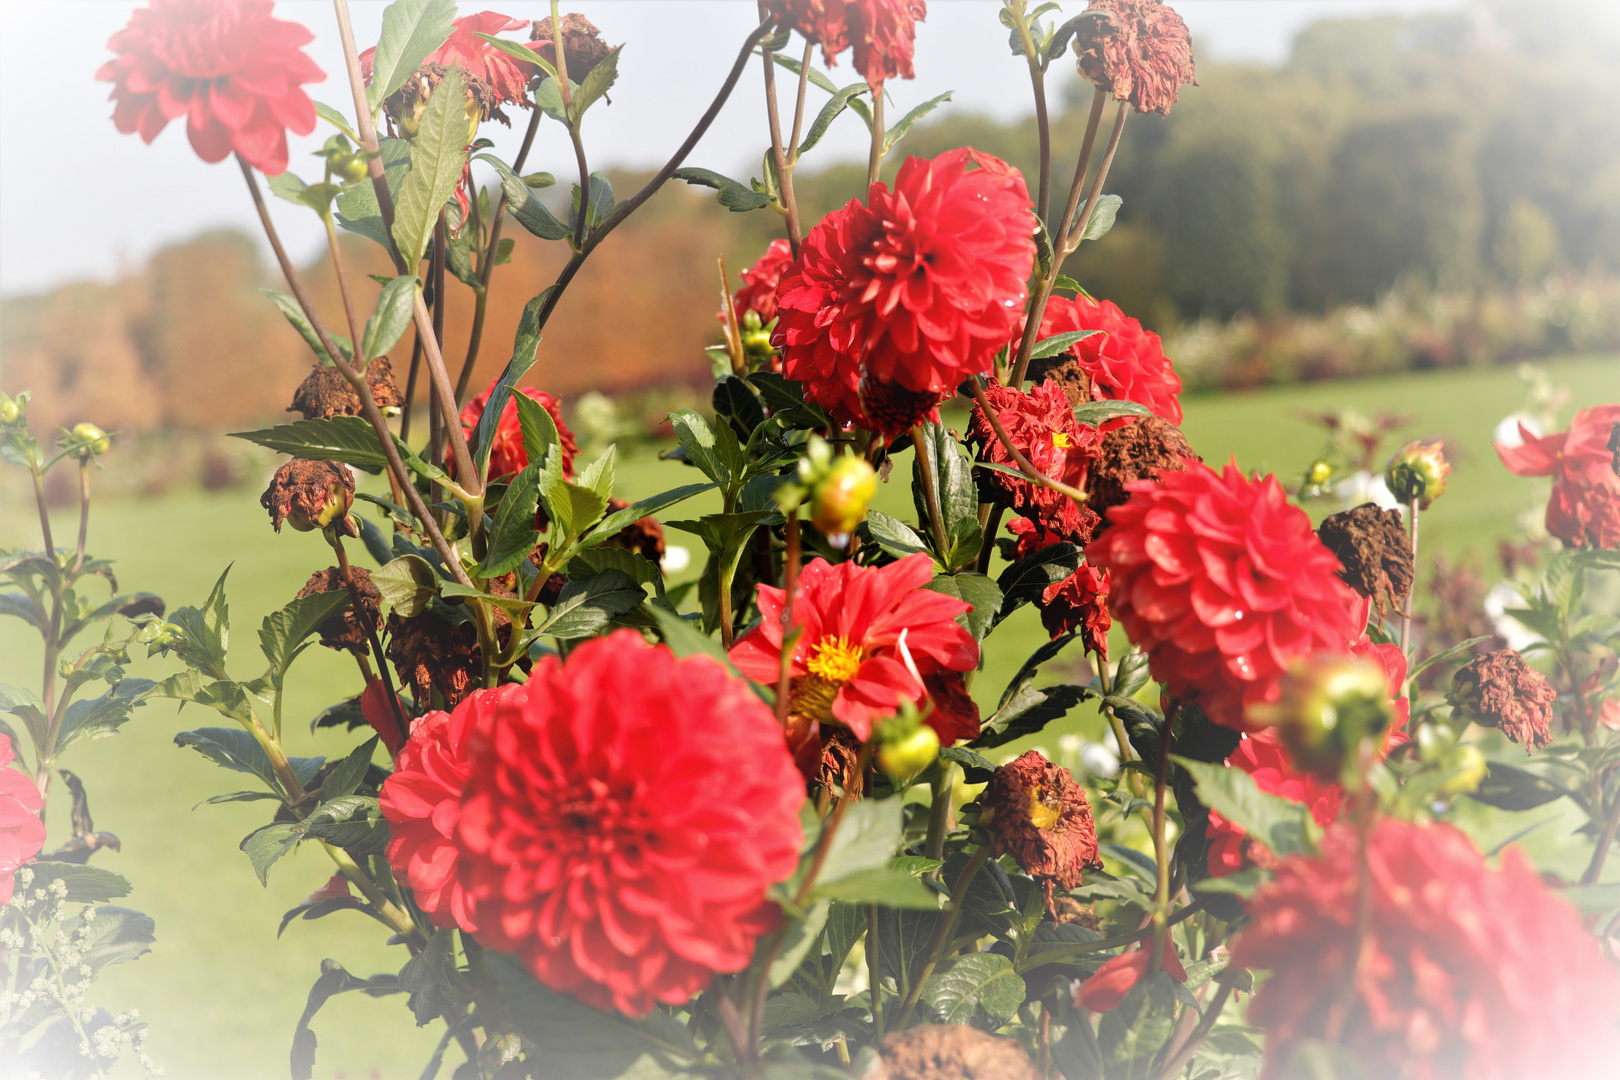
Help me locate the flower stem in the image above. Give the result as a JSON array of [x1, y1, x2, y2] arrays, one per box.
[[867, 903, 885, 1041], [924, 760, 956, 862], [1007, 1, 1052, 225], [758, 6, 803, 254], [323, 842, 423, 948], [970, 376, 1089, 504], [1151, 971, 1240, 1080], [1581, 771, 1620, 884], [895, 843, 993, 1029], [775, 514, 802, 730], [30, 461, 54, 556], [1148, 709, 1174, 974], [912, 424, 951, 561], [1401, 498, 1420, 657], [329, 532, 410, 753], [322, 213, 368, 367], [71, 457, 90, 577], [867, 89, 886, 190], [787, 40, 814, 162]]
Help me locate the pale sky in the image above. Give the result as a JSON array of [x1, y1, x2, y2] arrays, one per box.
[[0, 0, 1462, 296]]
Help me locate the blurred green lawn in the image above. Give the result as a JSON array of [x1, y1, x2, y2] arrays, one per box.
[[0, 354, 1614, 1078]]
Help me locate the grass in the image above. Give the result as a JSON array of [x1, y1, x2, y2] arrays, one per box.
[[0, 354, 1614, 1078]]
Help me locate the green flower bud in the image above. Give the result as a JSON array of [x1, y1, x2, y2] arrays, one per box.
[[1384, 440, 1450, 509], [1439, 745, 1487, 797], [334, 152, 369, 183], [1306, 459, 1334, 486], [810, 456, 878, 539], [1250, 654, 1393, 783], [0, 398, 18, 426], [877, 724, 939, 782], [69, 422, 110, 455]]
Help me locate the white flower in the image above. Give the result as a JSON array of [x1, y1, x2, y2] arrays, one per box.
[[1493, 412, 1543, 448], [1483, 581, 1543, 651], [1334, 470, 1401, 512], [660, 545, 691, 574]]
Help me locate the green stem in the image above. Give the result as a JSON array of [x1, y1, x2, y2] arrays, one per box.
[[895, 843, 992, 1029], [30, 462, 54, 556], [1148, 710, 1174, 973], [71, 457, 90, 576], [1401, 498, 1419, 658], [868, 903, 885, 1042], [912, 424, 951, 563], [324, 842, 423, 947], [758, 7, 802, 254], [775, 514, 802, 729], [1007, 1, 1052, 226], [867, 88, 886, 189], [924, 760, 955, 861]]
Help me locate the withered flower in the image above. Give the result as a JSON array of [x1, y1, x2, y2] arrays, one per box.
[[385, 610, 481, 709], [863, 1024, 1038, 1080], [295, 567, 380, 655], [1450, 649, 1557, 751], [1073, 0, 1197, 117], [597, 498, 666, 563], [1084, 415, 1198, 521], [288, 358, 403, 421], [981, 750, 1101, 916], [261, 460, 356, 536], [1026, 353, 1094, 409], [1317, 503, 1415, 621], [530, 14, 616, 85]]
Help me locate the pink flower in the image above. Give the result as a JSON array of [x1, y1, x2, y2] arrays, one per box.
[[0, 735, 46, 907]]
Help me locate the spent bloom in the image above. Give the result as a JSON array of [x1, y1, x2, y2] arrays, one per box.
[[966, 378, 1100, 535], [457, 384, 578, 481], [360, 11, 537, 134], [455, 632, 803, 1015], [287, 359, 403, 421], [99, 0, 324, 176], [529, 13, 616, 86], [1233, 820, 1620, 1080], [730, 553, 980, 743], [1083, 413, 1198, 522], [1316, 502, 1415, 622], [0, 734, 46, 906], [1449, 648, 1558, 751], [981, 750, 1101, 916], [1071, 0, 1197, 117], [1496, 404, 1620, 550], [771, 0, 928, 88], [260, 459, 356, 535], [774, 149, 1036, 434], [1036, 295, 1184, 425], [1087, 461, 1363, 731]]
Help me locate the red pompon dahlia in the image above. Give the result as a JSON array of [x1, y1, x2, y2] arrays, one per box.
[[774, 150, 1036, 433], [1233, 820, 1620, 1080], [966, 379, 1100, 531], [98, 0, 323, 176], [1072, 0, 1197, 117], [1075, 945, 1188, 1013], [771, 1, 927, 87], [380, 685, 522, 932], [730, 553, 979, 742], [455, 632, 804, 1015], [1087, 461, 1363, 731], [1037, 295, 1183, 426], [360, 11, 536, 121], [457, 384, 578, 481], [1496, 404, 1620, 550], [0, 734, 47, 906], [726, 239, 794, 325], [1039, 563, 1113, 656]]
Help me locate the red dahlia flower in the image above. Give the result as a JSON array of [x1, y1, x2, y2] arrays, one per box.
[[1496, 404, 1620, 550], [726, 239, 794, 325], [1005, 517, 1111, 653], [0, 734, 46, 906], [379, 685, 521, 933], [771, 0, 927, 87], [1087, 461, 1363, 731], [966, 379, 1100, 533], [1072, 0, 1198, 117], [774, 149, 1036, 434], [457, 384, 578, 481], [455, 632, 804, 1015], [1075, 944, 1188, 1013], [1037, 295, 1183, 426], [1234, 820, 1620, 1080], [730, 553, 980, 742], [98, 0, 323, 176], [360, 11, 535, 121]]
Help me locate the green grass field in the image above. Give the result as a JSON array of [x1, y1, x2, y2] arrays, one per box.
[[0, 355, 1615, 1078]]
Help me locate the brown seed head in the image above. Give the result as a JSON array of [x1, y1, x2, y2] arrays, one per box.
[[288, 358, 403, 421], [530, 14, 616, 85], [863, 1024, 1038, 1080], [1450, 648, 1558, 751], [981, 750, 1101, 917], [295, 567, 380, 655], [261, 460, 356, 536], [1317, 503, 1415, 621], [1073, 0, 1197, 117], [1085, 415, 1198, 521]]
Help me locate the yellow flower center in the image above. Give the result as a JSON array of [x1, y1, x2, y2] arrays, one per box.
[[1051, 431, 1072, 450], [1027, 789, 1063, 831], [806, 636, 864, 685]]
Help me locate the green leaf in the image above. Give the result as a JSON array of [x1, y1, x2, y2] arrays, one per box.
[[334, 138, 413, 248], [312, 101, 360, 142], [768, 900, 831, 989], [912, 421, 979, 550], [1556, 883, 1620, 913], [1072, 400, 1152, 427], [1176, 757, 1312, 859], [1001, 636, 1076, 707], [320, 736, 379, 802], [291, 960, 401, 1080], [542, 476, 610, 541], [582, 483, 717, 548], [1408, 635, 1493, 684], [579, 445, 617, 502], [1112, 650, 1152, 699], [861, 511, 932, 562], [534, 570, 646, 640], [799, 82, 871, 156], [996, 542, 1083, 625], [1030, 329, 1101, 359], [230, 416, 389, 469], [260, 589, 353, 691], [56, 679, 152, 753], [974, 683, 1090, 750], [72, 905, 154, 975], [297, 795, 389, 856], [571, 44, 622, 122], [645, 605, 744, 675], [921, 952, 1025, 1027], [391, 64, 470, 264], [811, 868, 939, 909], [484, 463, 543, 577], [22, 861, 131, 903], [475, 152, 571, 240], [668, 410, 729, 484], [360, 275, 419, 360], [671, 167, 772, 212], [241, 822, 301, 886], [1052, 274, 1091, 297], [884, 91, 953, 153], [474, 34, 558, 81], [367, 0, 457, 113], [1081, 193, 1123, 241], [925, 572, 1003, 642], [939, 746, 997, 784], [175, 727, 322, 799], [0, 682, 48, 752], [1469, 762, 1570, 811], [167, 565, 232, 676], [372, 554, 439, 617], [0, 593, 44, 633], [266, 291, 352, 366], [811, 799, 904, 895], [512, 389, 560, 471], [570, 172, 616, 237], [470, 291, 548, 477]]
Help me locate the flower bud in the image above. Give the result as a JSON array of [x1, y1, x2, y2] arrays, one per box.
[[1306, 459, 1334, 487], [1384, 440, 1450, 509], [1250, 654, 1394, 783], [876, 723, 939, 782], [0, 396, 19, 426], [334, 152, 369, 183], [360, 677, 408, 757], [69, 422, 110, 456], [810, 456, 878, 539], [261, 460, 357, 535]]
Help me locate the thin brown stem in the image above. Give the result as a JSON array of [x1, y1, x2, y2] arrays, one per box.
[[970, 377, 1089, 503], [867, 904, 885, 1042], [774, 515, 802, 730], [1149, 712, 1174, 973], [895, 843, 993, 1029], [1401, 499, 1419, 657], [1063, 101, 1128, 256], [323, 214, 367, 365], [1151, 973, 1240, 1080], [759, 10, 802, 253], [400, 331, 424, 443], [30, 466, 54, 556], [975, 504, 1005, 576], [912, 424, 951, 561], [1582, 769, 1620, 884], [1009, 3, 1052, 224], [788, 41, 814, 161], [330, 532, 410, 753], [332, 0, 404, 270], [867, 89, 886, 189], [71, 458, 90, 576]]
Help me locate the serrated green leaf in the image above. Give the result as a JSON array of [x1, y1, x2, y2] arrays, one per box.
[[883, 91, 952, 153], [1176, 757, 1312, 859], [799, 81, 872, 156], [1030, 329, 1102, 359], [671, 167, 772, 212], [175, 727, 321, 798], [312, 101, 360, 142], [470, 291, 548, 477], [230, 416, 389, 468], [372, 554, 438, 617], [320, 736, 379, 802], [241, 822, 301, 886], [1081, 194, 1122, 241], [1072, 399, 1152, 427], [582, 483, 716, 549], [260, 590, 353, 693], [811, 868, 939, 909], [475, 152, 570, 240], [925, 572, 1002, 642], [512, 390, 560, 471], [266, 291, 352, 366], [484, 464, 543, 578], [392, 64, 469, 264], [921, 952, 1025, 1027], [975, 683, 1090, 749], [23, 862, 131, 904], [367, 0, 457, 113], [534, 570, 645, 640], [861, 511, 932, 562], [570, 44, 621, 122], [334, 138, 413, 248]]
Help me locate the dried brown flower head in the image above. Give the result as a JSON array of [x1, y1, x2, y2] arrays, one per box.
[[261, 460, 356, 536], [1073, 0, 1197, 117], [530, 14, 615, 85], [1450, 649, 1558, 751], [385, 610, 481, 709], [981, 750, 1101, 917], [1026, 354, 1095, 409], [288, 358, 403, 421], [1317, 503, 1414, 621], [598, 498, 666, 563], [295, 567, 380, 655], [1084, 415, 1198, 520], [863, 1024, 1038, 1080]]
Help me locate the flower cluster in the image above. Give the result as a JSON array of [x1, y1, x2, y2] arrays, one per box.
[[1496, 405, 1620, 550], [382, 633, 803, 1014], [774, 149, 1036, 435], [1234, 820, 1620, 1079]]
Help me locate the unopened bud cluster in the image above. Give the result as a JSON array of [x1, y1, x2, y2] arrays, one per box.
[[778, 436, 879, 544]]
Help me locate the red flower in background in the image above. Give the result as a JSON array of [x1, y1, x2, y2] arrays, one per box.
[[455, 632, 803, 1015], [966, 379, 1100, 534], [1038, 295, 1183, 425], [457, 385, 578, 481], [0, 734, 47, 906], [1076, 945, 1188, 1013], [731, 553, 979, 742], [360, 11, 535, 118], [1496, 404, 1620, 550], [1087, 461, 1362, 731], [725, 239, 794, 325], [1234, 820, 1620, 1080], [774, 150, 1036, 433], [771, 0, 927, 87], [1006, 517, 1111, 653], [98, 0, 323, 176]]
